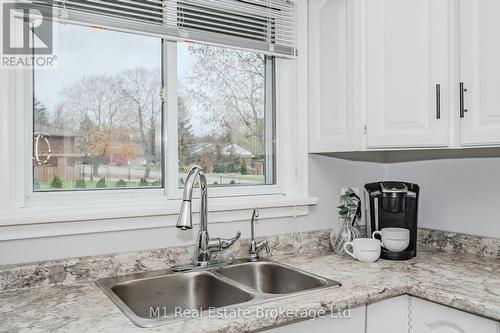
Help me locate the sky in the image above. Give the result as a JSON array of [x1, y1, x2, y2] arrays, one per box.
[[36, 23, 161, 113], [35, 22, 207, 133]]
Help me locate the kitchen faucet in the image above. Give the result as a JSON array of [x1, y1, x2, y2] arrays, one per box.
[[247, 208, 270, 262], [173, 166, 241, 271]]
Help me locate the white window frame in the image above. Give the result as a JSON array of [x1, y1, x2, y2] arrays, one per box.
[[24, 37, 281, 198], [24, 25, 286, 200], [0, 0, 313, 239], [165, 41, 280, 199]]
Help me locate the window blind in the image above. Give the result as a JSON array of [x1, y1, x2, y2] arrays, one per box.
[[24, 0, 297, 57]]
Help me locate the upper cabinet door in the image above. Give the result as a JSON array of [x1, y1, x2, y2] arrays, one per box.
[[460, 0, 500, 146], [309, 0, 355, 153], [365, 0, 450, 148], [412, 297, 499, 333]]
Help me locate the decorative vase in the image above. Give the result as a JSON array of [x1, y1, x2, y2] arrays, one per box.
[[330, 217, 361, 255]]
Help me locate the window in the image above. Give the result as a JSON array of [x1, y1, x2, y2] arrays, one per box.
[[177, 43, 275, 188], [22, 0, 296, 196], [3, 0, 310, 233], [33, 23, 163, 191], [31, 23, 275, 192]]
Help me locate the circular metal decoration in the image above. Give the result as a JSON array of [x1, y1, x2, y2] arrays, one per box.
[[33, 132, 52, 166]]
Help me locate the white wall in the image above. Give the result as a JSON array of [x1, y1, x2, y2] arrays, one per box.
[[307, 154, 385, 229], [0, 219, 299, 264], [385, 150, 500, 239], [3, 151, 498, 264], [0, 155, 385, 264]]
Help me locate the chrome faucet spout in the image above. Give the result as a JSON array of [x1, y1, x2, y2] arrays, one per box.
[[173, 166, 241, 271], [176, 166, 207, 231], [250, 207, 259, 241], [248, 208, 269, 262]]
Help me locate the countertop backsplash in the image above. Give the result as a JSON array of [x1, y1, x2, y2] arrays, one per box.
[[0, 229, 331, 292], [418, 228, 500, 258], [0, 227, 498, 292]]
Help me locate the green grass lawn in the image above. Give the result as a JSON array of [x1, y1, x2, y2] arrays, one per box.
[[35, 171, 265, 190], [35, 179, 160, 190], [236, 174, 266, 181]]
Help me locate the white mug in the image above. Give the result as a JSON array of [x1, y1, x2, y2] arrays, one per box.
[[372, 228, 410, 252], [343, 238, 381, 263]]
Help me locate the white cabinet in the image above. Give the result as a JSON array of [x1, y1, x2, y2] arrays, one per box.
[[308, 0, 357, 153], [364, 0, 450, 149], [366, 296, 499, 333], [459, 0, 500, 146], [366, 295, 409, 333], [263, 298, 498, 332], [412, 297, 499, 333], [307, 0, 500, 152], [263, 305, 366, 333]]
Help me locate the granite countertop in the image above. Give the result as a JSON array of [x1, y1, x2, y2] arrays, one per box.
[[1, 247, 499, 333]]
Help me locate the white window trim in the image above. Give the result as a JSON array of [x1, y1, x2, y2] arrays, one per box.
[[0, 0, 312, 239], [163, 40, 281, 200]]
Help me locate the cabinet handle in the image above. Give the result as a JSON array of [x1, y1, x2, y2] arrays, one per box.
[[460, 82, 468, 118], [435, 84, 441, 119]]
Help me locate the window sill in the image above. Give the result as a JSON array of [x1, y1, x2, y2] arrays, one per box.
[[0, 195, 318, 240]]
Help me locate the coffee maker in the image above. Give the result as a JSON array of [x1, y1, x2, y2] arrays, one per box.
[[364, 181, 419, 260]]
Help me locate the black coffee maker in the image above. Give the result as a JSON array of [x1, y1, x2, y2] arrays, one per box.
[[364, 181, 419, 260]]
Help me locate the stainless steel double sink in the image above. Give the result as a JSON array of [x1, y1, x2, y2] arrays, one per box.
[[97, 259, 341, 327]]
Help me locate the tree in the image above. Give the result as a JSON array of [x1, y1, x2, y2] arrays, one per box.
[[51, 104, 66, 129], [240, 163, 248, 175], [34, 99, 50, 127], [75, 179, 87, 188], [96, 177, 107, 188], [185, 44, 266, 156], [60, 75, 124, 130], [178, 97, 194, 168], [50, 176, 63, 188], [118, 68, 162, 178], [115, 179, 127, 187], [139, 177, 149, 187], [60, 75, 127, 177], [76, 116, 98, 179], [53, 68, 161, 181]]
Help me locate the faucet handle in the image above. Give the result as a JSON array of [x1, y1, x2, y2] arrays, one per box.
[[258, 240, 270, 254], [248, 239, 269, 262], [216, 231, 242, 251], [262, 240, 270, 254]]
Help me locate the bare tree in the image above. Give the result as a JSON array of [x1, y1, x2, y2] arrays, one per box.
[[34, 99, 50, 127], [60, 76, 124, 131], [178, 97, 194, 169], [57, 76, 133, 176], [118, 68, 162, 178], [185, 44, 267, 156], [59, 75, 132, 177]]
